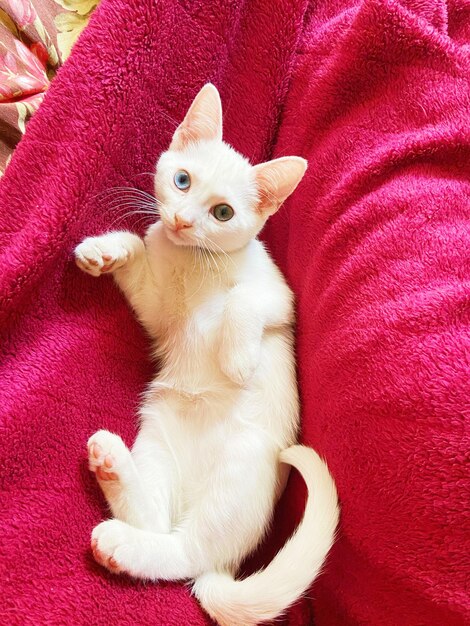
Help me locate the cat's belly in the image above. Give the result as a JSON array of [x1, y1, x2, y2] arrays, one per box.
[[137, 331, 298, 550], [138, 382, 280, 525]]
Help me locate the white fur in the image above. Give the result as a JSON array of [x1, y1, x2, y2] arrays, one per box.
[[76, 84, 339, 625]]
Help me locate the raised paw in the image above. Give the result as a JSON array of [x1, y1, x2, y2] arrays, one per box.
[[87, 430, 130, 483], [91, 519, 134, 574], [219, 340, 261, 386], [74, 232, 137, 277]]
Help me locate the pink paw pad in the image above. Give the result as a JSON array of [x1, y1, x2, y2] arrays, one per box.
[[88, 441, 119, 481], [91, 539, 121, 573], [96, 465, 118, 481]]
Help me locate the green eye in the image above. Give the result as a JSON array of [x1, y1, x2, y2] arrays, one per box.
[[174, 170, 191, 190], [211, 204, 234, 222]]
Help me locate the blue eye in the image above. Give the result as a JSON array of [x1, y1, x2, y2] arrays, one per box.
[[174, 170, 191, 190]]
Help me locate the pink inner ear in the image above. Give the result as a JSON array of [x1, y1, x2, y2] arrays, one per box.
[[255, 168, 280, 213], [170, 84, 222, 150], [172, 123, 194, 151], [254, 157, 307, 215]]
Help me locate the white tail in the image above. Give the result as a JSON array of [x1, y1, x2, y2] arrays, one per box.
[[193, 445, 339, 626]]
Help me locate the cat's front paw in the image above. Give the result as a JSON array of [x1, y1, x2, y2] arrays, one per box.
[[219, 340, 261, 386], [75, 232, 138, 277]]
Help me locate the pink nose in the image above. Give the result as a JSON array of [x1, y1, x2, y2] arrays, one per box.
[[174, 215, 192, 231]]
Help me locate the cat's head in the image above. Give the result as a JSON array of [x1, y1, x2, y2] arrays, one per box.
[[155, 84, 307, 252]]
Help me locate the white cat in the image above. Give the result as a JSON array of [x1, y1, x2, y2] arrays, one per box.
[[75, 84, 339, 626]]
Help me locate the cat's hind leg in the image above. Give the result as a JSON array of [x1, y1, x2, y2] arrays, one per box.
[[91, 519, 202, 581], [88, 430, 164, 530]]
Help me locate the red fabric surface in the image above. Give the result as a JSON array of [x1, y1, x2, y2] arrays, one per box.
[[0, 0, 469, 625]]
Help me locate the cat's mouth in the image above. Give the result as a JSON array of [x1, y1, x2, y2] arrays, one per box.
[[161, 220, 193, 246]]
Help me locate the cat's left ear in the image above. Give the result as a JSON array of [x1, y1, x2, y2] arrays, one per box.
[[253, 157, 307, 215], [170, 84, 222, 150]]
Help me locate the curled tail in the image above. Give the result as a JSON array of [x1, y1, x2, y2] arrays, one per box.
[[193, 445, 339, 626]]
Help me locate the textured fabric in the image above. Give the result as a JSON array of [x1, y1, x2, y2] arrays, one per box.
[[0, 0, 469, 625], [264, 1, 470, 624]]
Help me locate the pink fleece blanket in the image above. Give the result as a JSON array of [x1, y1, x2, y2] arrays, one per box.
[[1, 0, 469, 624]]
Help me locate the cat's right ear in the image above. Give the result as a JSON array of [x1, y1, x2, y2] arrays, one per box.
[[169, 84, 223, 150]]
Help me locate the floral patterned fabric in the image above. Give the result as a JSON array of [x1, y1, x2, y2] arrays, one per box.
[[0, 0, 98, 175]]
